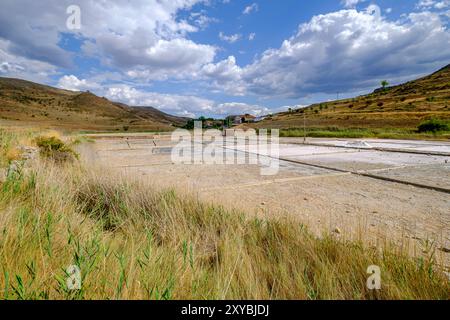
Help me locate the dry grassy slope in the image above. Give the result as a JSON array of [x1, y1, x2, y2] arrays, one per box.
[[253, 64, 450, 129], [0, 77, 187, 132], [130, 106, 190, 127]]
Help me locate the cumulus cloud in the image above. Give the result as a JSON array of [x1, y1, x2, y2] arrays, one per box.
[[341, 0, 367, 8], [0, 1, 73, 69], [105, 84, 270, 118], [0, 61, 24, 74], [435, 1, 450, 9], [417, 0, 435, 8], [202, 56, 241, 81], [0, 0, 216, 81], [2, 2, 450, 117], [189, 12, 219, 29], [0, 39, 58, 83], [57, 75, 100, 91], [214, 102, 270, 116], [200, 56, 246, 95], [417, 0, 450, 9], [105, 85, 215, 117], [118, 38, 215, 81], [203, 8, 450, 98], [219, 32, 242, 43], [243, 3, 259, 15]]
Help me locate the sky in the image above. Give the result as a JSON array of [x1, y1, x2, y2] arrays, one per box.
[[1, 0, 450, 118]]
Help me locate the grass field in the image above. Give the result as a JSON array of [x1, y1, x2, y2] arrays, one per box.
[[0, 128, 449, 300], [279, 126, 450, 140]]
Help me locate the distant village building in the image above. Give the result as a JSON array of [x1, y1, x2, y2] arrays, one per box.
[[202, 119, 224, 129], [242, 114, 256, 123], [203, 120, 215, 128], [253, 116, 266, 122], [226, 114, 257, 125], [231, 115, 243, 125]]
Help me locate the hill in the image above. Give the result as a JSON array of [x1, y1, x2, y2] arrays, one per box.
[[0, 77, 188, 132], [252, 64, 450, 130], [130, 106, 190, 127]]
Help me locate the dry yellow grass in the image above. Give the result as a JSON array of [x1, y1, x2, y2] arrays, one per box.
[[4, 147, 22, 163], [0, 128, 448, 300], [36, 129, 62, 140]]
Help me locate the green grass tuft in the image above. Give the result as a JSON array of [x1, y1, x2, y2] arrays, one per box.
[[417, 118, 450, 133], [34, 136, 79, 162]]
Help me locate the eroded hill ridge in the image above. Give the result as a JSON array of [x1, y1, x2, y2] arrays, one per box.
[[0, 77, 188, 131]]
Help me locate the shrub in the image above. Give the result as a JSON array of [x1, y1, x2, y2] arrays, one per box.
[[417, 119, 450, 133], [34, 136, 78, 162]]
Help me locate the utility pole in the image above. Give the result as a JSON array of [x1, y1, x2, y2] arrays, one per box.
[[303, 109, 306, 144]]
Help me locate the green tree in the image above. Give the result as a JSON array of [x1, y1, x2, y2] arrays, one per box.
[[381, 80, 389, 89], [183, 119, 195, 130], [418, 118, 449, 133]]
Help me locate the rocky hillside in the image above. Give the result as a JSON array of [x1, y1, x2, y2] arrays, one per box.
[[130, 106, 189, 127], [0, 77, 188, 132], [252, 64, 450, 129]]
